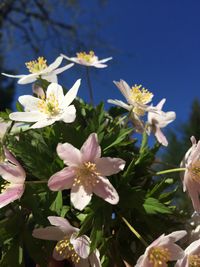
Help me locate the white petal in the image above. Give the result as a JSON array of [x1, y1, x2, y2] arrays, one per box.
[[97, 57, 112, 63], [9, 111, 46, 122], [92, 63, 108, 68], [41, 73, 58, 83], [53, 63, 74, 75], [107, 99, 131, 111], [31, 118, 56, 128], [44, 56, 63, 72], [71, 185, 92, 210], [71, 235, 90, 258], [18, 73, 39, 84], [1, 73, 25, 78], [61, 79, 81, 108], [61, 105, 76, 123], [46, 83, 64, 104], [113, 80, 132, 104], [48, 216, 77, 234], [18, 95, 41, 111]]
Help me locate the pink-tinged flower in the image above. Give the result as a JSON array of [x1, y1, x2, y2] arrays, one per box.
[[2, 56, 74, 84], [9, 80, 81, 129], [32, 216, 101, 267], [48, 133, 125, 210], [147, 99, 176, 146], [135, 231, 186, 267], [180, 136, 200, 212], [0, 148, 26, 208], [175, 239, 200, 267], [61, 51, 112, 68]]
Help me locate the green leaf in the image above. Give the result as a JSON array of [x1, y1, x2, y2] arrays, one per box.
[[143, 197, 172, 214], [50, 191, 63, 214]]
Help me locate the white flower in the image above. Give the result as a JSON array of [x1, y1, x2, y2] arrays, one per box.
[[9, 79, 81, 129], [61, 51, 112, 68], [108, 79, 156, 132], [2, 56, 74, 84], [147, 99, 176, 146]]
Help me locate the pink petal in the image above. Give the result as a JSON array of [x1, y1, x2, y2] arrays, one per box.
[[32, 226, 64, 241], [93, 176, 119, 205], [167, 243, 185, 261], [57, 143, 82, 166], [71, 234, 90, 258], [48, 216, 77, 235], [48, 167, 75, 191], [155, 127, 168, 146], [166, 230, 187, 242], [184, 173, 200, 212], [95, 157, 125, 176], [81, 133, 101, 162], [52, 246, 65, 261], [88, 249, 101, 267], [0, 184, 24, 208], [0, 162, 25, 183], [71, 185, 92, 210]]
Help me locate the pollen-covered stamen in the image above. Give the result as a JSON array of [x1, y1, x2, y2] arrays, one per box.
[[37, 93, 60, 116], [0, 181, 10, 193], [148, 246, 170, 267], [189, 254, 200, 267], [189, 161, 200, 183], [73, 162, 100, 188], [55, 238, 80, 263], [130, 85, 153, 116], [76, 51, 96, 63], [25, 57, 47, 73]]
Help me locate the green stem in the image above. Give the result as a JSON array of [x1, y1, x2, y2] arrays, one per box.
[[121, 216, 148, 247], [156, 168, 186, 175], [86, 67, 94, 105], [25, 180, 47, 184]]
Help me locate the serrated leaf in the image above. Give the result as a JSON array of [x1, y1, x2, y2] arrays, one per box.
[[143, 197, 172, 214]]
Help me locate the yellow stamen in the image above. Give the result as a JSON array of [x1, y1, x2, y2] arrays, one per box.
[[37, 93, 60, 116], [148, 246, 170, 267], [73, 162, 100, 188], [189, 254, 200, 267], [130, 84, 153, 116], [55, 238, 80, 263], [76, 51, 95, 63], [0, 181, 10, 193], [25, 57, 47, 73], [189, 161, 200, 183]]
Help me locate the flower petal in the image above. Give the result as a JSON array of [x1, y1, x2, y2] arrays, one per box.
[[57, 143, 82, 166], [30, 118, 56, 129], [48, 216, 77, 234], [0, 184, 24, 208], [81, 133, 101, 162], [53, 63, 74, 75], [44, 56, 63, 72], [71, 185, 92, 210], [0, 163, 25, 183], [92, 63, 107, 68], [95, 157, 125, 176], [61, 79, 81, 108], [88, 249, 101, 267], [71, 234, 90, 259], [32, 226, 64, 241], [1, 73, 25, 78], [46, 83, 64, 104], [154, 127, 168, 146], [48, 167, 75, 191], [167, 243, 185, 261], [18, 73, 39, 84], [42, 73, 57, 83], [97, 57, 112, 63], [61, 105, 76, 123], [18, 95, 41, 111], [9, 111, 46, 122], [107, 99, 131, 111], [93, 176, 119, 205]]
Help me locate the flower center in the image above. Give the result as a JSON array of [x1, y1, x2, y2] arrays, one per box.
[[0, 181, 10, 193], [25, 57, 47, 73], [189, 254, 200, 267], [73, 162, 100, 188], [55, 238, 80, 263], [189, 161, 200, 183], [76, 51, 95, 63], [130, 85, 153, 116], [148, 246, 170, 267], [37, 93, 60, 116]]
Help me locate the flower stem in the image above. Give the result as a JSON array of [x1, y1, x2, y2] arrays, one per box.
[[156, 168, 186, 175], [120, 216, 148, 247], [86, 67, 94, 105], [25, 181, 47, 184]]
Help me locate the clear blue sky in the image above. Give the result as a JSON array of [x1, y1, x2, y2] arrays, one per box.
[[4, 0, 200, 128]]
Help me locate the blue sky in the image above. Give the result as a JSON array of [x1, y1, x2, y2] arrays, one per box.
[[3, 0, 200, 129]]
